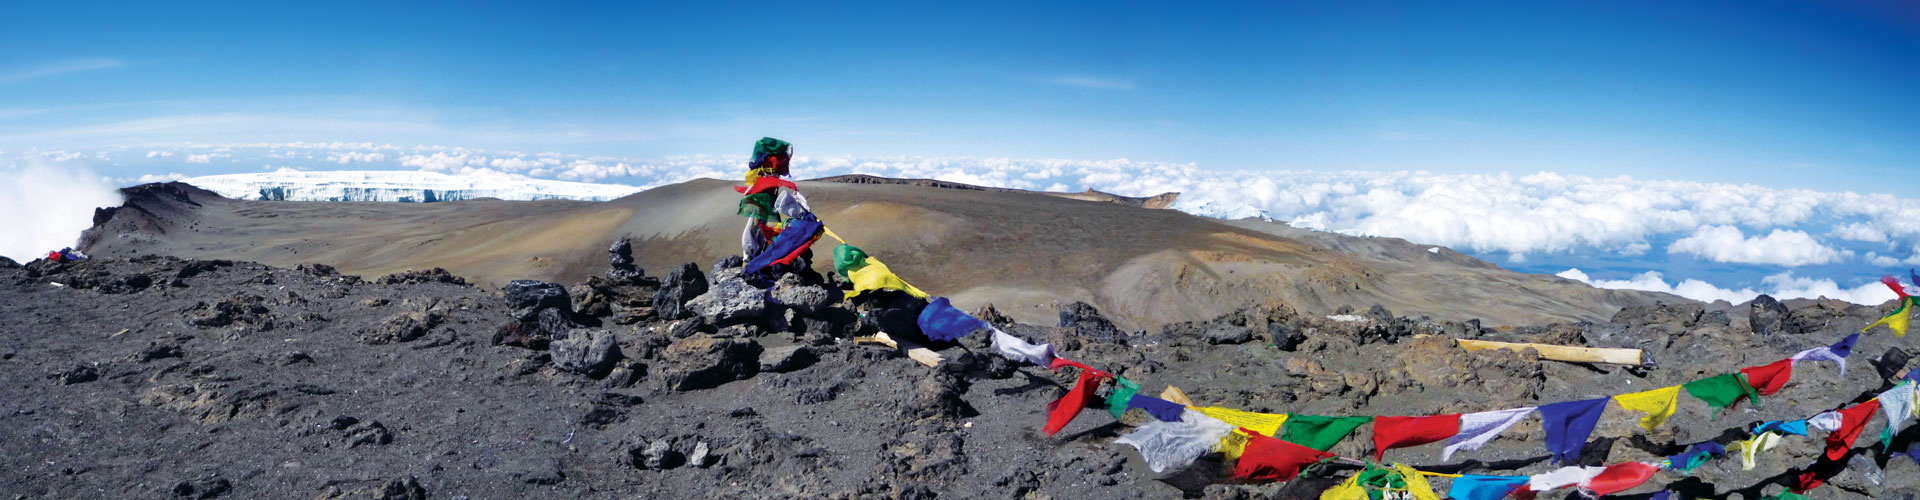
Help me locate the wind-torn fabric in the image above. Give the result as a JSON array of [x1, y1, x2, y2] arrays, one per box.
[[1735, 432, 1783, 470], [989, 327, 1055, 366], [1106, 377, 1142, 420], [1194, 406, 1290, 436], [1447, 475, 1529, 500], [1127, 395, 1186, 422], [1823, 398, 1881, 460], [1232, 429, 1334, 482], [1043, 368, 1107, 436], [1741, 359, 1795, 397], [1114, 409, 1237, 473], [1370, 414, 1462, 460], [1279, 415, 1373, 452], [1614, 385, 1682, 431], [916, 297, 988, 342], [1528, 466, 1605, 492], [1879, 381, 1915, 450], [1443, 407, 1535, 460], [1863, 296, 1913, 337], [1582, 462, 1660, 496], [844, 256, 929, 299], [1790, 333, 1859, 375], [1666, 441, 1726, 473], [1684, 373, 1759, 415], [1539, 398, 1610, 464], [1754, 419, 1808, 436]]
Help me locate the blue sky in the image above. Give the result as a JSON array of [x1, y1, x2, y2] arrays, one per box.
[[2, 1, 1919, 304], [2, 1, 1915, 194]]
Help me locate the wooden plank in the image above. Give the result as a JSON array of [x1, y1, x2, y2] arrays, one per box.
[[1454, 338, 1644, 365], [853, 331, 942, 367], [1159, 385, 1194, 406]]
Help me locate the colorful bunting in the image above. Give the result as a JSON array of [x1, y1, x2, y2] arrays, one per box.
[[989, 327, 1056, 366], [1443, 407, 1534, 460], [1194, 406, 1290, 436], [1280, 415, 1373, 452], [1113, 409, 1236, 473], [1880, 381, 1915, 449], [1233, 429, 1334, 482], [1790, 333, 1859, 375], [1527, 465, 1604, 492], [1862, 296, 1913, 337], [1613, 385, 1682, 431], [916, 297, 988, 342], [1106, 377, 1142, 420], [1447, 475, 1529, 500], [1808, 411, 1844, 433], [1754, 419, 1808, 436], [1741, 359, 1795, 396], [844, 256, 929, 299], [1684, 373, 1759, 414], [733, 176, 798, 195], [1391, 464, 1442, 500], [1370, 414, 1462, 460], [1583, 461, 1659, 496], [1125, 395, 1186, 422], [1217, 428, 1252, 460], [1043, 368, 1107, 436], [1823, 398, 1881, 460], [1735, 432, 1783, 470], [742, 217, 821, 274], [1666, 441, 1726, 473], [1539, 398, 1609, 464]]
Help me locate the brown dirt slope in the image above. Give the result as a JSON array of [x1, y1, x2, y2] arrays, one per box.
[[83, 178, 1677, 330]]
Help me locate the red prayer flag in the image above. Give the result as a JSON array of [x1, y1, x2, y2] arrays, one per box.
[[1824, 398, 1880, 460], [1048, 357, 1107, 377], [1883, 276, 1909, 298], [1584, 462, 1659, 496], [1740, 359, 1794, 396], [1370, 414, 1463, 460], [1233, 429, 1334, 482], [734, 177, 798, 195], [1043, 369, 1106, 436]]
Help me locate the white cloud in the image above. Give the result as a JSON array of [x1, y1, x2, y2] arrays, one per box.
[[325, 151, 386, 164], [1829, 222, 1887, 243], [1667, 225, 1845, 266], [132, 172, 186, 184], [0, 160, 124, 261], [144, 150, 172, 158], [185, 154, 213, 163], [1558, 268, 1894, 305]]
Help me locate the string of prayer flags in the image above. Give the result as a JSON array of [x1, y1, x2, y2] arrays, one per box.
[[1280, 415, 1374, 452], [1741, 359, 1796, 396], [1527, 465, 1604, 492], [843, 255, 929, 299], [1106, 377, 1142, 419], [1194, 406, 1290, 436], [1582, 462, 1660, 496], [733, 176, 797, 195], [1754, 419, 1809, 436], [1863, 292, 1913, 337], [1370, 414, 1462, 460], [1043, 367, 1107, 436], [1232, 429, 1335, 482], [1126, 395, 1186, 422], [1666, 441, 1727, 473], [1114, 409, 1236, 473], [1684, 373, 1760, 415], [916, 297, 988, 342], [1879, 381, 1915, 449], [1390, 464, 1442, 500], [1447, 475, 1529, 500], [1823, 398, 1881, 460], [1790, 333, 1860, 375], [1539, 398, 1610, 464], [1614, 385, 1683, 431], [1735, 432, 1783, 470], [742, 217, 822, 274], [1443, 407, 1534, 460], [989, 327, 1056, 366], [1808, 411, 1844, 433]]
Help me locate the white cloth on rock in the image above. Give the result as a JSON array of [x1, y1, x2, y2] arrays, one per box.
[[1443, 407, 1535, 460], [1114, 409, 1237, 473], [990, 327, 1056, 367]]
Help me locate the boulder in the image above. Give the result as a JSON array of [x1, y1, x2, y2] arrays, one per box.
[[359, 310, 442, 344], [759, 345, 818, 373], [1202, 323, 1254, 345], [659, 335, 762, 391], [493, 308, 575, 350], [1058, 301, 1124, 342], [376, 268, 467, 286], [505, 280, 571, 321], [1750, 294, 1793, 335], [770, 273, 837, 313], [608, 239, 645, 283], [552, 329, 623, 378], [686, 276, 768, 326], [652, 263, 708, 320]]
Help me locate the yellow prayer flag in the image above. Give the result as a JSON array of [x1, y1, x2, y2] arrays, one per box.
[[1160, 385, 1195, 406], [1863, 298, 1912, 337], [845, 257, 929, 299], [1393, 464, 1442, 500], [1613, 385, 1682, 431], [1194, 407, 1290, 436], [1735, 432, 1782, 470], [1218, 428, 1253, 461], [1320, 473, 1369, 500]]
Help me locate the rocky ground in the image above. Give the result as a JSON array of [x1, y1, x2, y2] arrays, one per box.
[[2, 243, 1917, 499]]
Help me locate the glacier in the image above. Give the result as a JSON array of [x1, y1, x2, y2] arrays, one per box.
[[179, 170, 644, 203]]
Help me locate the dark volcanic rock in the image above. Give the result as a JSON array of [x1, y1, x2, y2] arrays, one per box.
[[359, 310, 441, 344], [504, 280, 572, 322], [552, 328, 623, 378], [687, 272, 767, 326], [1202, 323, 1255, 345], [1058, 301, 1123, 342], [493, 307, 576, 350], [182, 294, 271, 328], [376, 268, 467, 286], [759, 345, 818, 373], [659, 335, 762, 391], [652, 263, 708, 320], [171, 477, 232, 499], [606, 238, 646, 283], [770, 273, 837, 314], [1750, 294, 1794, 335]]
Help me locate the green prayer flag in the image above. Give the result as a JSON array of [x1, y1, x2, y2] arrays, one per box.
[[1280, 415, 1374, 452], [1684, 373, 1760, 416], [1107, 377, 1142, 419], [737, 193, 778, 222], [1761, 493, 1811, 500], [832, 244, 870, 278], [753, 137, 792, 159]]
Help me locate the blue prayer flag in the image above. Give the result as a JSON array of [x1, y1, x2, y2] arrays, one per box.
[[1447, 475, 1529, 500], [1539, 398, 1609, 464], [1126, 395, 1186, 422], [916, 297, 989, 342]]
